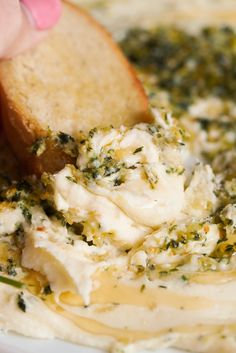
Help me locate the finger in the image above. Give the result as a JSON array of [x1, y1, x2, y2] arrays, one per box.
[[1, 0, 62, 59], [21, 0, 62, 30], [0, 0, 22, 57]]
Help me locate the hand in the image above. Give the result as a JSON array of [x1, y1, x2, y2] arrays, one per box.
[[0, 0, 62, 59]]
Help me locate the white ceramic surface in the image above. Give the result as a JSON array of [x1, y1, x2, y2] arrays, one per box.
[[0, 333, 185, 353]]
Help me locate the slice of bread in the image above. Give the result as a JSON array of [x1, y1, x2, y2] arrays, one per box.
[[0, 1, 150, 175]]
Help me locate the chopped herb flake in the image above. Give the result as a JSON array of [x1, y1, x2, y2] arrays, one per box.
[[82, 234, 94, 247], [30, 137, 47, 156], [114, 178, 124, 187], [0, 275, 24, 289], [17, 292, 26, 312], [57, 132, 74, 144], [140, 284, 146, 292], [133, 146, 144, 154], [66, 176, 77, 184], [69, 222, 84, 235], [20, 204, 32, 223], [43, 285, 53, 295]]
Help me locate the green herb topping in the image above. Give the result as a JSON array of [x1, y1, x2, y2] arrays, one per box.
[[17, 292, 26, 312], [0, 275, 24, 289]]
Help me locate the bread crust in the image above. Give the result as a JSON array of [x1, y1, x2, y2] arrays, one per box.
[[0, 1, 151, 175], [0, 86, 75, 175]]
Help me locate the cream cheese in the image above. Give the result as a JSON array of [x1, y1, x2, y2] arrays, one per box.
[[0, 207, 24, 236], [53, 166, 150, 247], [0, 112, 235, 353], [77, 119, 186, 227]]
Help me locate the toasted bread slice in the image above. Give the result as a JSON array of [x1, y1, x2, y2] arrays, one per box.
[[0, 1, 150, 175]]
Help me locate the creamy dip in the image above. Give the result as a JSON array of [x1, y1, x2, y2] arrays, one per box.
[[0, 107, 235, 353]]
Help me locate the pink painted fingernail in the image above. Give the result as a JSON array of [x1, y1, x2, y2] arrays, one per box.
[[20, 0, 62, 30]]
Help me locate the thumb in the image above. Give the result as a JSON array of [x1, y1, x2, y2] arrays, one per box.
[[21, 0, 62, 31], [2, 0, 62, 59]]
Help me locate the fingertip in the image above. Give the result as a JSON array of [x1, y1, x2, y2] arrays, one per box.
[[20, 0, 62, 31]]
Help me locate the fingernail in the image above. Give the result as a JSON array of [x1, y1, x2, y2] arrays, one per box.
[[20, 0, 62, 30]]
